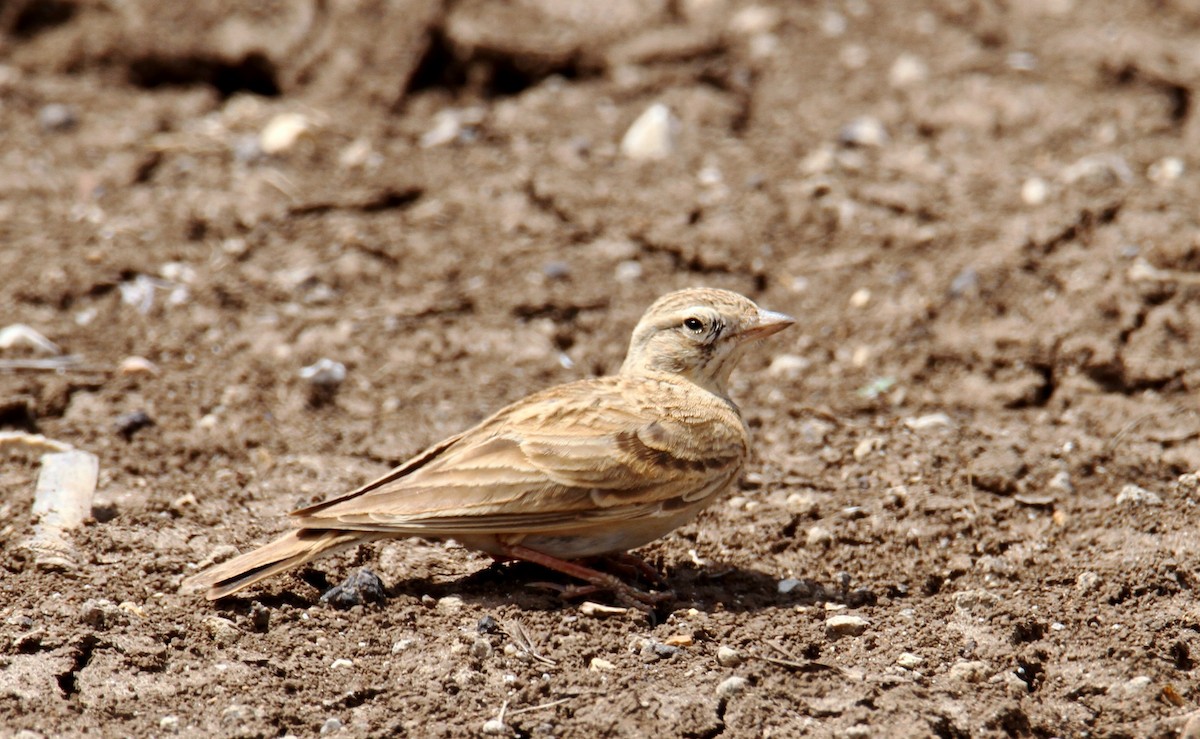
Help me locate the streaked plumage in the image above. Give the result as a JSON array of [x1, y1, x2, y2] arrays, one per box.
[[183, 288, 793, 605]]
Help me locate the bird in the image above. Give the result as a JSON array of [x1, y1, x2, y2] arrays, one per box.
[[182, 287, 794, 609]]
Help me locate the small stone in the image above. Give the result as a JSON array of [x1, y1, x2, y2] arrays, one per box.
[[482, 718, 510, 735], [437, 595, 464, 611], [1002, 671, 1030, 695], [203, 616, 239, 645], [614, 260, 643, 283], [825, 614, 869, 637], [806, 526, 832, 547], [716, 675, 749, 700], [947, 660, 989, 683], [221, 705, 248, 724], [1177, 472, 1200, 496], [115, 410, 155, 440], [853, 437, 879, 461], [118, 356, 159, 376], [1021, 177, 1049, 206], [730, 5, 780, 34], [621, 103, 678, 161], [1059, 153, 1133, 188], [777, 578, 803, 594], [954, 589, 1001, 612], [641, 641, 680, 661], [80, 598, 120, 629], [478, 615, 499, 634], [849, 288, 871, 307], [904, 413, 952, 430], [1109, 675, 1152, 696], [260, 113, 312, 155], [159, 716, 180, 733], [589, 657, 616, 671], [1147, 156, 1184, 184], [300, 358, 346, 388], [330, 658, 353, 670], [319, 717, 344, 734], [1048, 470, 1074, 494], [38, 104, 78, 132], [716, 646, 743, 667], [250, 602, 270, 632], [839, 117, 887, 148], [1116, 484, 1162, 506], [1076, 571, 1101, 592], [664, 634, 693, 647], [768, 354, 810, 378], [320, 568, 386, 609], [889, 54, 928, 87], [392, 638, 415, 653], [897, 652, 923, 669], [470, 639, 493, 660]]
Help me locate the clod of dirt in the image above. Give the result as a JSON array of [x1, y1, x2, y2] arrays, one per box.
[[969, 447, 1026, 495], [320, 568, 387, 609], [114, 410, 155, 440]]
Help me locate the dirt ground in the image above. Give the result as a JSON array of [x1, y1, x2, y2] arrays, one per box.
[[2, 0, 1200, 736]]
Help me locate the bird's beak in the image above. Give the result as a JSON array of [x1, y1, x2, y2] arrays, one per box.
[[739, 308, 795, 342]]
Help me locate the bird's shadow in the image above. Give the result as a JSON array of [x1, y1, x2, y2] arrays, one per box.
[[233, 560, 879, 620]]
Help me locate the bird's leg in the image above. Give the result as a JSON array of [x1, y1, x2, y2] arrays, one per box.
[[593, 552, 670, 588], [500, 544, 672, 611]]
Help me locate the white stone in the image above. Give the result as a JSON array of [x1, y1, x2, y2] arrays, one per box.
[[1021, 177, 1049, 206], [260, 113, 311, 155], [1116, 484, 1162, 506], [825, 614, 869, 637], [621, 103, 678, 161]]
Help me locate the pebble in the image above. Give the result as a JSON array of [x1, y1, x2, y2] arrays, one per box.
[[1059, 153, 1133, 188], [767, 354, 810, 378], [1001, 671, 1030, 695], [250, 602, 270, 632], [118, 356, 160, 376], [825, 614, 869, 637], [1076, 571, 1101, 592], [1177, 472, 1200, 496], [420, 108, 484, 148], [319, 717, 344, 734], [849, 288, 871, 307], [896, 652, 923, 669], [1147, 156, 1184, 184], [1116, 484, 1162, 506], [904, 413, 952, 430], [640, 641, 680, 661], [300, 358, 347, 388], [320, 568, 387, 608], [806, 526, 832, 547], [1021, 177, 1049, 206], [330, 658, 353, 670], [716, 675, 749, 700], [115, 410, 155, 440], [589, 657, 616, 671], [839, 117, 887, 148], [947, 660, 989, 683], [1109, 675, 1152, 696], [221, 705, 248, 724], [716, 646, 743, 667], [954, 589, 1001, 612], [620, 103, 678, 161], [482, 718, 510, 735], [614, 260, 643, 283], [159, 716, 180, 733], [730, 5, 780, 34], [81, 598, 120, 629], [203, 616, 239, 645], [777, 578, 803, 594], [889, 54, 928, 87], [260, 113, 312, 155], [1048, 470, 1074, 494], [38, 103, 78, 132], [438, 596, 464, 611], [470, 639, 493, 660]]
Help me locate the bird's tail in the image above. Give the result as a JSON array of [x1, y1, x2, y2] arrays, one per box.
[[182, 529, 379, 600]]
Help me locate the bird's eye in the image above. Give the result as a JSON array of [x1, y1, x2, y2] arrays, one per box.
[[683, 317, 704, 332]]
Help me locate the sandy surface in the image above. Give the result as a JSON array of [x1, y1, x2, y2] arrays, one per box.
[[3, 0, 1200, 736]]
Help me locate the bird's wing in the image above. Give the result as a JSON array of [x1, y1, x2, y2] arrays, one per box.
[[290, 379, 746, 535]]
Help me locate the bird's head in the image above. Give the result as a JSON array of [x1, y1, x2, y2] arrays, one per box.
[[620, 288, 794, 396]]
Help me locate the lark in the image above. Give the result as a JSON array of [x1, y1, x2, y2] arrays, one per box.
[[183, 288, 793, 608]]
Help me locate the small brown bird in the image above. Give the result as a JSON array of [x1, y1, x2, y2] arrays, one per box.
[[183, 287, 793, 607]]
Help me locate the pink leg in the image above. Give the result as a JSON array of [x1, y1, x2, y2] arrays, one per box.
[[500, 544, 672, 612]]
